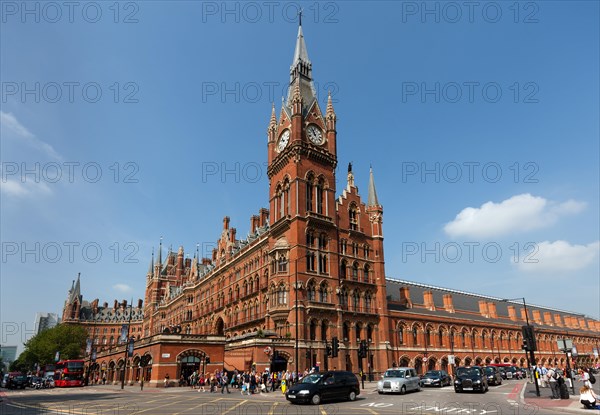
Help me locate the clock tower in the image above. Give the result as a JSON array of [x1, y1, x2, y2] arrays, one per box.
[[267, 22, 338, 223]]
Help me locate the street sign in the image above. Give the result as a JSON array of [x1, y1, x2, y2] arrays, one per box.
[[557, 338, 573, 352], [423, 357, 428, 362], [572, 346, 578, 357], [448, 355, 455, 365]]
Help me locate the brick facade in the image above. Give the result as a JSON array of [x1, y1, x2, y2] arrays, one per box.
[[62, 24, 599, 387]]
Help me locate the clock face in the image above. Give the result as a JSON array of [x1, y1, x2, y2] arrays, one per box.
[[277, 130, 290, 152], [307, 124, 324, 145]]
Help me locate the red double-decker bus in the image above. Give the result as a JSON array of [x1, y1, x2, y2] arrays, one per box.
[[54, 360, 85, 387]]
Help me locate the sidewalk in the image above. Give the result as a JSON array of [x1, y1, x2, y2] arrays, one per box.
[[522, 378, 598, 414]]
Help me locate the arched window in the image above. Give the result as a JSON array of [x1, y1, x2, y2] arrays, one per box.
[[438, 328, 444, 347], [363, 264, 370, 283], [307, 281, 316, 301], [306, 251, 316, 272], [310, 320, 317, 341], [343, 322, 350, 341], [355, 323, 362, 341], [349, 205, 358, 230], [318, 234, 327, 249], [277, 284, 287, 305], [352, 291, 360, 311], [340, 260, 347, 279], [364, 292, 372, 312], [339, 288, 348, 309], [366, 325, 373, 342], [398, 326, 404, 344], [352, 263, 359, 281], [341, 239, 347, 255], [321, 321, 328, 340], [316, 178, 324, 214], [306, 230, 315, 247], [425, 328, 431, 347], [319, 283, 328, 303], [306, 175, 314, 212], [461, 331, 467, 348], [319, 254, 327, 274], [277, 256, 287, 273], [412, 326, 418, 345]]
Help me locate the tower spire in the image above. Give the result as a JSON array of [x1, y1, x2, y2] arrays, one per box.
[[367, 166, 380, 207], [157, 236, 163, 265], [286, 20, 317, 111], [148, 247, 154, 274]]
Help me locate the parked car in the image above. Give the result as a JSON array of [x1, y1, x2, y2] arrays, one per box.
[[504, 366, 522, 379], [1, 373, 28, 389], [454, 366, 488, 393], [377, 367, 420, 395], [285, 371, 359, 405], [483, 367, 503, 386], [420, 370, 452, 387]]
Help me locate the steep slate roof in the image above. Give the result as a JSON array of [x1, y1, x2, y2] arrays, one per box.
[[386, 278, 596, 334]]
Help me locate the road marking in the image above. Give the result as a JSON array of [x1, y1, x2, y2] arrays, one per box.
[[320, 405, 328, 415], [221, 399, 248, 415], [267, 402, 279, 415]]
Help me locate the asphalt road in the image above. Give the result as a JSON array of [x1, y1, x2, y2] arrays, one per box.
[[0, 381, 544, 415]]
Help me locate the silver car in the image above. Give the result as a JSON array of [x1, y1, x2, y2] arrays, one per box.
[[377, 367, 421, 395]]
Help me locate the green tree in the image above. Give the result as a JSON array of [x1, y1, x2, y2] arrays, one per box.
[[11, 324, 87, 372]]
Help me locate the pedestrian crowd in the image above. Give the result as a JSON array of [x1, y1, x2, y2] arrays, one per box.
[[166, 368, 317, 395]]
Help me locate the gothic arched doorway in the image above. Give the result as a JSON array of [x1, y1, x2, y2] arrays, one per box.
[[180, 356, 201, 381], [177, 350, 205, 381], [271, 352, 288, 373]]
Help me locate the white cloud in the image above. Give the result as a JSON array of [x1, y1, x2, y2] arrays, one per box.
[[514, 240, 600, 273], [444, 194, 586, 238], [0, 111, 62, 160], [113, 283, 133, 294], [0, 178, 52, 197]]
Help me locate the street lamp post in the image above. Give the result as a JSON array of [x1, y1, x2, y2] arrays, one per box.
[[450, 333, 455, 377], [501, 297, 540, 397], [294, 255, 301, 376], [120, 300, 133, 390]]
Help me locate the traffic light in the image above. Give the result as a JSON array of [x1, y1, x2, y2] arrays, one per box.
[[359, 340, 368, 358], [521, 325, 537, 351], [205, 356, 210, 364], [326, 345, 332, 357], [331, 337, 339, 358]]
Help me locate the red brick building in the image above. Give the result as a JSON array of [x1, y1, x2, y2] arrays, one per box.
[[62, 24, 599, 387]]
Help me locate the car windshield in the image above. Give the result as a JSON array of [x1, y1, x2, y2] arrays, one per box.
[[384, 370, 405, 378], [457, 368, 479, 376], [484, 367, 495, 374], [424, 371, 441, 377], [15, 376, 27, 381], [506, 367, 517, 373], [301, 374, 323, 384]]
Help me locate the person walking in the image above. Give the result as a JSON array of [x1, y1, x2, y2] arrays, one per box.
[[221, 373, 231, 394], [547, 367, 560, 400]]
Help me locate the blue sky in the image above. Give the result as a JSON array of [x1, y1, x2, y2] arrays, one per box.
[[1, 1, 598, 353]]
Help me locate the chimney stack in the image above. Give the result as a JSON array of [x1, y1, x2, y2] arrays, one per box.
[[259, 208, 269, 227], [423, 291, 435, 311], [488, 302, 498, 319], [508, 305, 517, 321], [399, 287, 412, 308], [442, 294, 455, 313]]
